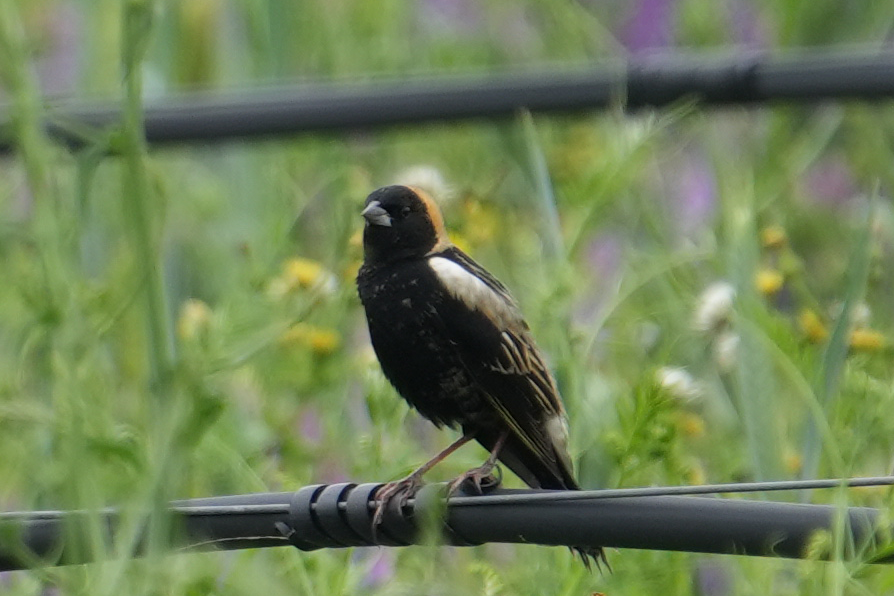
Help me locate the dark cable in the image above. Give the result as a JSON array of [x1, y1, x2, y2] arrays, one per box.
[[2, 48, 893, 150], [1, 479, 891, 572]]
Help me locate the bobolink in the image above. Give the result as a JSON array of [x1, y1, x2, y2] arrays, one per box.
[[357, 184, 603, 567]]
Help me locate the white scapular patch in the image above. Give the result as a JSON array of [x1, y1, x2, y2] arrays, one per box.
[[428, 256, 519, 327]]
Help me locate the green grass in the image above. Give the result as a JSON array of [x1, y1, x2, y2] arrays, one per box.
[[2, 0, 894, 594]]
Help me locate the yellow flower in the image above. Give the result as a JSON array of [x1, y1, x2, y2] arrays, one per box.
[[761, 225, 787, 249], [177, 299, 212, 340], [286, 257, 325, 288], [799, 309, 828, 343], [755, 268, 784, 296], [307, 329, 340, 354], [268, 257, 337, 299], [783, 450, 802, 475], [677, 412, 705, 438], [849, 328, 886, 352], [279, 323, 341, 355]]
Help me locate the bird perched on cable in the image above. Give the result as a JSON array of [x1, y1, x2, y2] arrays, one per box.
[[356, 184, 604, 568]]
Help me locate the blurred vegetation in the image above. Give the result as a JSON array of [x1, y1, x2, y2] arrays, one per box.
[[2, 0, 894, 594]]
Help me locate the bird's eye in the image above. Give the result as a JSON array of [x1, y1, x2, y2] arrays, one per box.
[[400, 206, 411, 218]]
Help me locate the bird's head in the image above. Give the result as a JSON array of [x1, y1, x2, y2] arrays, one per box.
[[361, 185, 450, 264]]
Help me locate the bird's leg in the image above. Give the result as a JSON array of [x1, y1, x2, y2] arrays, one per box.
[[446, 430, 509, 496], [372, 433, 473, 528]]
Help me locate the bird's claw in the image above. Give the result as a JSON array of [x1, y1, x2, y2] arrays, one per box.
[[446, 463, 502, 496], [372, 474, 425, 530]]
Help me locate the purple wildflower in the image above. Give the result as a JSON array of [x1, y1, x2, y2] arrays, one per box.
[[804, 155, 859, 208], [726, 0, 768, 49], [667, 154, 717, 238], [298, 406, 323, 446], [38, 1, 82, 96], [621, 0, 678, 54], [358, 548, 395, 589], [416, 0, 483, 38]]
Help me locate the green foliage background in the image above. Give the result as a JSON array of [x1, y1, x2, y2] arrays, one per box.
[[2, 0, 894, 594]]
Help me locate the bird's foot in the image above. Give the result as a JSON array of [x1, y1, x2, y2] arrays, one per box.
[[372, 473, 425, 528], [446, 463, 502, 496]]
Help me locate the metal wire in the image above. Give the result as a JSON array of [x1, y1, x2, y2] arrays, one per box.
[[446, 475, 894, 506]]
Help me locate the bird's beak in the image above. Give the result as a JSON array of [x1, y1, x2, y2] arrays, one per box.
[[361, 201, 392, 227]]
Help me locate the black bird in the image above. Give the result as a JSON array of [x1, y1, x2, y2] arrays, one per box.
[[356, 184, 604, 567]]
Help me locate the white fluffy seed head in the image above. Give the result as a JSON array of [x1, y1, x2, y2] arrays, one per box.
[[850, 303, 872, 329], [655, 366, 701, 401], [393, 165, 452, 206], [831, 301, 872, 329], [694, 281, 736, 335], [713, 330, 740, 373]]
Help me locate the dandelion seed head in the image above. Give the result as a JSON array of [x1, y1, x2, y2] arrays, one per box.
[[713, 330, 740, 372], [694, 281, 736, 334], [394, 164, 452, 205], [655, 366, 700, 401]]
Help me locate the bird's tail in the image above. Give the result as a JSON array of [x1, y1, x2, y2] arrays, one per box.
[[572, 545, 609, 572], [487, 436, 608, 571], [563, 475, 609, 572]]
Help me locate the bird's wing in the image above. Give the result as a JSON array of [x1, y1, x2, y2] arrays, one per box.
[[427, 248, 576, 488]]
